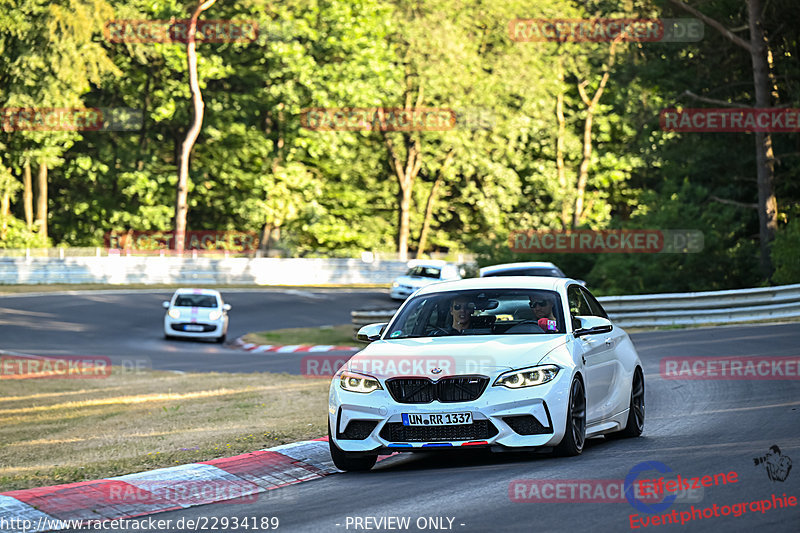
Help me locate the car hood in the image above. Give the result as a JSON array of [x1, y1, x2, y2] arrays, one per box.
[[347, 335, 568, 378]]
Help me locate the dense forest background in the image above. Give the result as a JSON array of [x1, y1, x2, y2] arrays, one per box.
[[1, 0, 798, 294]]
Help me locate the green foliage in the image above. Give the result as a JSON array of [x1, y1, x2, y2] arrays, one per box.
[[772, 220, 800, 285], [0, 0, 798, 294]]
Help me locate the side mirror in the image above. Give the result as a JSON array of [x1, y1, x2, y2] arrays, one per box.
[[357, 323, 388, 343], [573, 316, 613, 337], [222, 304, 232, 311], [162, 301, 170, 309]]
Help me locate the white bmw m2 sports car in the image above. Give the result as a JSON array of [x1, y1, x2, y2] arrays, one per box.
[[328, 276, 644, 471]]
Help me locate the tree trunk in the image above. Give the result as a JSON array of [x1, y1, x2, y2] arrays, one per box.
[[174, 0, 217, 253], [747, 0, 778, 277], [572, 36, 621, 228], [36, 161, 47, 239], [384, 127, 422, 262], [0, 189, 9, 240], [556, 56, 569, 229], [572, 109, 594, 229], [23, 159, 33, 229], [668, 0, 778, 279], [417, 150, 454, 258], [397, 185, 412, 261]]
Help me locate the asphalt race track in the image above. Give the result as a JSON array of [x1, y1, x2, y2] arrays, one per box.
[[0, 289, 389, 373], [2, 290, 799, 532]]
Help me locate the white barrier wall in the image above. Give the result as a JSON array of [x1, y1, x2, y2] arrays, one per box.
[[0, 257, 409, 285]]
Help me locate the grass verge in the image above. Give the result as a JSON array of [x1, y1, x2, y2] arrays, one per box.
[[243, 325, 367, 347], [0, 367, 330, 492]]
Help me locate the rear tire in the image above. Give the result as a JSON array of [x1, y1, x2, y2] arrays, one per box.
[[606, 368, 644, 439], [328, 422, 377, 472], [554, 377, 586, 457]]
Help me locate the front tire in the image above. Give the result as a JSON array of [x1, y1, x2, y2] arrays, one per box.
[[328, 422, 377, 472], [216, 334, 226, 344], [554, 377, 586, 457], [607, 368, 644, 439]]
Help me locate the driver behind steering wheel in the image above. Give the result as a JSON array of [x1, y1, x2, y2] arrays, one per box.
[[447, 295, 476, 334]]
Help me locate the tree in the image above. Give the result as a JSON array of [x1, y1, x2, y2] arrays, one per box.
[[668, 0, 779, 278], [173, 0, 217, 253]]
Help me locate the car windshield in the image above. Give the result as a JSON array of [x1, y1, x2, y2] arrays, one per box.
[[174, 294, 218, 308], [484, 267, 564, 277], [406, 266, 442, 279], [384, 289, 565, 339]]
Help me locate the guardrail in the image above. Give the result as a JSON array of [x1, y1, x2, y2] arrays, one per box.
[[351, 283, 800, 335], [0, 257, 409, 285]]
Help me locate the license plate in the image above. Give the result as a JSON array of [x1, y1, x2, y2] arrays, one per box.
[[401, 413, 472, 426], [184, 325, 204, 332]]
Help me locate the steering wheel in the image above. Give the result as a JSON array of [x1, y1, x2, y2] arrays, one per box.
[[426, 325, 451, 336]]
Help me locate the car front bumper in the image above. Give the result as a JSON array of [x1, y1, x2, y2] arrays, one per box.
[[328, 370, 571, 453], [164, 317, 226, 338]]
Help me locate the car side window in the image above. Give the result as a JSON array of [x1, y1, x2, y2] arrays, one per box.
[[567, 285, 592, 317], [579, 287, 608, 318]]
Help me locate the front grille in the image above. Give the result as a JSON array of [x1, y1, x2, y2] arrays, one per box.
[[386, 376, 489, 404], [380, 420, 498, 442], [386, 379, 435, 403], [339, 420, 379, 440], [503, 415, 552, 435], [171, 323, 216, 332]]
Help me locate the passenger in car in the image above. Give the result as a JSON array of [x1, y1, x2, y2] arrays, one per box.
[[530, 294, 557, 321]]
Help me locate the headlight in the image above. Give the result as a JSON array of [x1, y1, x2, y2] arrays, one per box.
[[392, 281, 400, 288], [494, 365, 560, 389], [208, 310, 222, 321], [339, 371, 383, 394], [168, 309, 181, 319]]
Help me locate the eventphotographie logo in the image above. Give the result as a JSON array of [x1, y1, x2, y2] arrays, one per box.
[[660, 108, 800, 132], [300, 107, 457, 132], [104, 19, 258, 43], [508, 229, 703, 254], [753, 445, 792, 483]]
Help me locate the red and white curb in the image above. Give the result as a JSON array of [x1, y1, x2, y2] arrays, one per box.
[[0, 438, 392, 533], [232, 337, 360, 353]]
